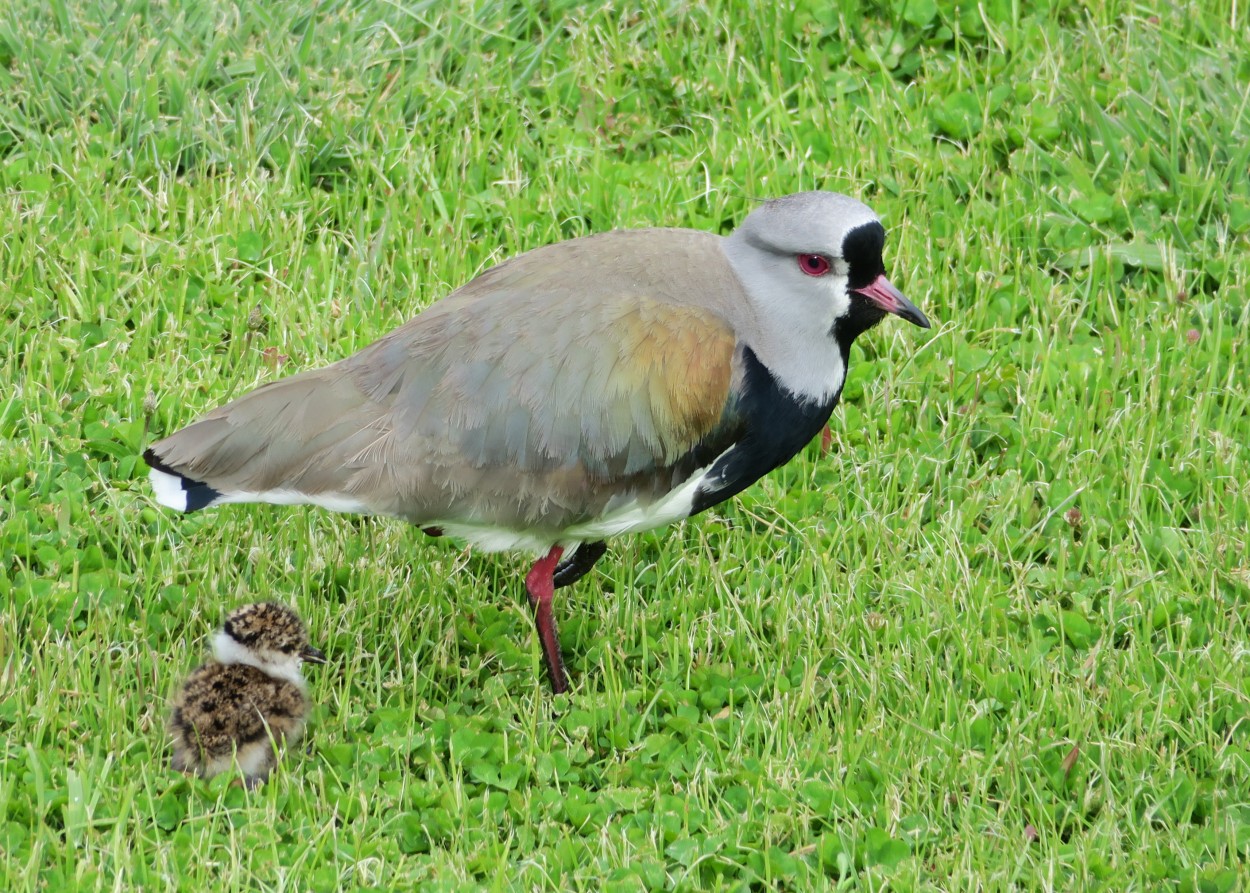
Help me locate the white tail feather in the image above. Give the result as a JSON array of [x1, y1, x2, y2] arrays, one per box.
[[149, 468, 191, 512]]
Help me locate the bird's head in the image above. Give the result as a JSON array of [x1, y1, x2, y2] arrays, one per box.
[[728, 190, 930, 346], [212, 602, 326, 686], [720, 191, 930, 403]]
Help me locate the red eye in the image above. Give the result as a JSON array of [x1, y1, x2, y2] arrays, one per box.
[[797, 254, 831, 276]]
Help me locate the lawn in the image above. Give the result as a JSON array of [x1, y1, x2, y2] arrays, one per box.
[[2, 0, 1248, 889]]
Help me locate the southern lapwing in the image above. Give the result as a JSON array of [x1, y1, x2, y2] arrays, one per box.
[[169, 602, 326, 786], [144, 191, 930, 693]]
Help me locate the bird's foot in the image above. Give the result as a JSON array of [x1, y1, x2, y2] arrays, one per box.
[[552, 541, 607, 589]]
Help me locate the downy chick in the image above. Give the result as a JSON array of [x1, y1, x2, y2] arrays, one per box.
[[169, 602, 326, 786]]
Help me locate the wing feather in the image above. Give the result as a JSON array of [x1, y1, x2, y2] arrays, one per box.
[[146, 229, 747, 533]]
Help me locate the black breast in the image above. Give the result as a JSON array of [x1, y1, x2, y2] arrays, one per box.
[[689, 347, 840, 515]]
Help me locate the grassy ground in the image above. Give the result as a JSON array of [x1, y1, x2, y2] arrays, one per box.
[[2, 0, 1248, 889]]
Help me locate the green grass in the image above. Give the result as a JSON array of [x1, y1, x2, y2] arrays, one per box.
[[2, 0, 1249, 889]]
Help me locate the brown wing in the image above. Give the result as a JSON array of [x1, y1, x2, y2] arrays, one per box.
[[169, 664, 308, 768], [147, 229, 745, 531]]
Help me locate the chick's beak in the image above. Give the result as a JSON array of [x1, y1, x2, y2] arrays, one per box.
[[301, 645, 328, 665], [853, 274, 931, 329]]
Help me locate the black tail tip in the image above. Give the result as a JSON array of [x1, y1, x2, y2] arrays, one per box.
[[142, 447, 223, 513]]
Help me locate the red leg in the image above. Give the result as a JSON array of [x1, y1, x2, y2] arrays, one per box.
[[525, 546, 568, 694]]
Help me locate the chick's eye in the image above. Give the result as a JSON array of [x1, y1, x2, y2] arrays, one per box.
[[797, 254, 831, 276]]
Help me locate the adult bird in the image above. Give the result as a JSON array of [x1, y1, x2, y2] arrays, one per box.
[[144, 191, 930, 693]]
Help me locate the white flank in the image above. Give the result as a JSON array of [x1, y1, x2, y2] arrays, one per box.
[[209, 489, 371, 514], [432, 524, 565, 555], [429, 459, 723, 556], [564, 462, 713, 540], [149, 468, 189, 512]]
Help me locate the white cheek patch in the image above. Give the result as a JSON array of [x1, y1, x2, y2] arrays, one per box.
[[828, 280, 851, 321], [211, 632, 308, 690]]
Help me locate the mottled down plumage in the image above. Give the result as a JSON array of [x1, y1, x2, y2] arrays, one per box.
[[168, 602, 325, 785], [169, 662, 310, 783]]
